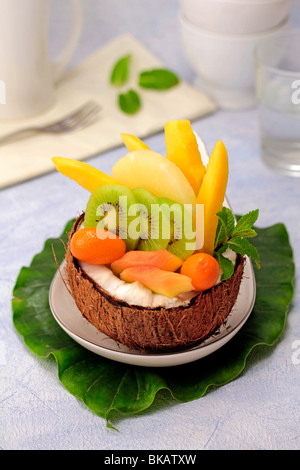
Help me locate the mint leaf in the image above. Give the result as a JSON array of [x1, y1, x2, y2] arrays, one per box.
[[110, 55, 131, 86], [228, 237, 261, 268], [233, 209, 259, 236], [215, 251, 234, 281], [232, 228, 257, 239], [218, 207, 235, 237], [139, 69, 180, 90], [215, 207, 235, 248], [214, 219, 226, 250], [118, 89, 141, 114]]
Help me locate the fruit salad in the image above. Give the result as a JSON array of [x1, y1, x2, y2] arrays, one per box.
[[52, 119, 255, 306]]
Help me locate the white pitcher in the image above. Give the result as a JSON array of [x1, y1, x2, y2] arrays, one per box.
[[0, 0, 82, 120]]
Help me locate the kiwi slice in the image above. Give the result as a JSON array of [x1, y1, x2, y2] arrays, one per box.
[[157, 197, 196, 260], [84, 185, 139, 251], [130, 188, 170, 251]]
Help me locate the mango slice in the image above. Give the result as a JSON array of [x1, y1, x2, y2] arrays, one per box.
[[52, 157, 118, 192], [121, 133, 150, 152], [196, 140, 229, 255], [165, 120, 206, 195], [111, 249, 183, 276], [120, 266, 194, 298]]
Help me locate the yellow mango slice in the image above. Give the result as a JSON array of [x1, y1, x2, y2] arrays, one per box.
[[121, 133, 150, 152], [165, 120, 206, 195], [52, 157, 118, 192], [196, 140, 229, 255]]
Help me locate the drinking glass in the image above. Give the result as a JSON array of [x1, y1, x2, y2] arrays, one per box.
[[255, 30, 300, 176]]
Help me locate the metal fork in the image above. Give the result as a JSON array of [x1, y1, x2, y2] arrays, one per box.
[[0, 101, 101, 145]]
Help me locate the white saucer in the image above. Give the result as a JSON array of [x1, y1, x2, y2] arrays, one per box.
[[49, 256, 256, 368]]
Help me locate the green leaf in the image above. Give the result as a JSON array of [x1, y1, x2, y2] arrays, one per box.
[[110, 54, 131, 87], [214, 219, 225, 249], [118, 89, 141, 115], [214, 251, 234, 281], [228, 237, 261, 268], [233, 209, 259, 236], [139, 68, 180, 90], [231, 228, 257, 239], [215, 207, 235, 248], [12, 219, 295, 428], [218, 207, 235, 237]]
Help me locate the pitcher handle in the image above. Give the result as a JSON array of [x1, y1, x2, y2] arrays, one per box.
[[52, 0, 83, 83]]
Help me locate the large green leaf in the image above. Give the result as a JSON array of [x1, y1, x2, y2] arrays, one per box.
[[12, 219, 295, 428]]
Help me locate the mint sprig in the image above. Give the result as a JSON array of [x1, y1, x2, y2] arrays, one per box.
[[110, 55, 180, 115], [214, 207, 260, 281]]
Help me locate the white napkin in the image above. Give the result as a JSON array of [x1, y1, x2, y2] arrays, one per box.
[[0, 33, 216, 189]]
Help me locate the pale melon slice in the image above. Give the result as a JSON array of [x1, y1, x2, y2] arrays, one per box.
[[111, 149, 197, 207]]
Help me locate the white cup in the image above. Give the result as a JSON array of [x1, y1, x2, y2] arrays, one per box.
[[180, 0, 292, 35], [0, 0, 82, 120], [179, 12, 289, 109]]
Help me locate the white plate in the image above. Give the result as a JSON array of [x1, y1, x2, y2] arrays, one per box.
[[49, 256, 256, 368]]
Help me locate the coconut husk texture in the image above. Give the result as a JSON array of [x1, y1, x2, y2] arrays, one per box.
[[65, 214, 245, 352]]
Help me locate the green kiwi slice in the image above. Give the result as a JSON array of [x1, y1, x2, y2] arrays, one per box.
[[130, 188, 171, 251], [84, 185, 139, 251], [157, 197, 196, 260]]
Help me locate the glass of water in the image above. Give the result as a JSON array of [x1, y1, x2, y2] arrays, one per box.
[[255, 30, 300, 176]]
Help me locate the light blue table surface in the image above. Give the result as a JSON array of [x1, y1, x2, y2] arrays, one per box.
[[1, 0, 300, 450]]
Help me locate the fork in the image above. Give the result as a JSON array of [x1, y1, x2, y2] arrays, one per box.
[[0, 101, 101, 145]]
